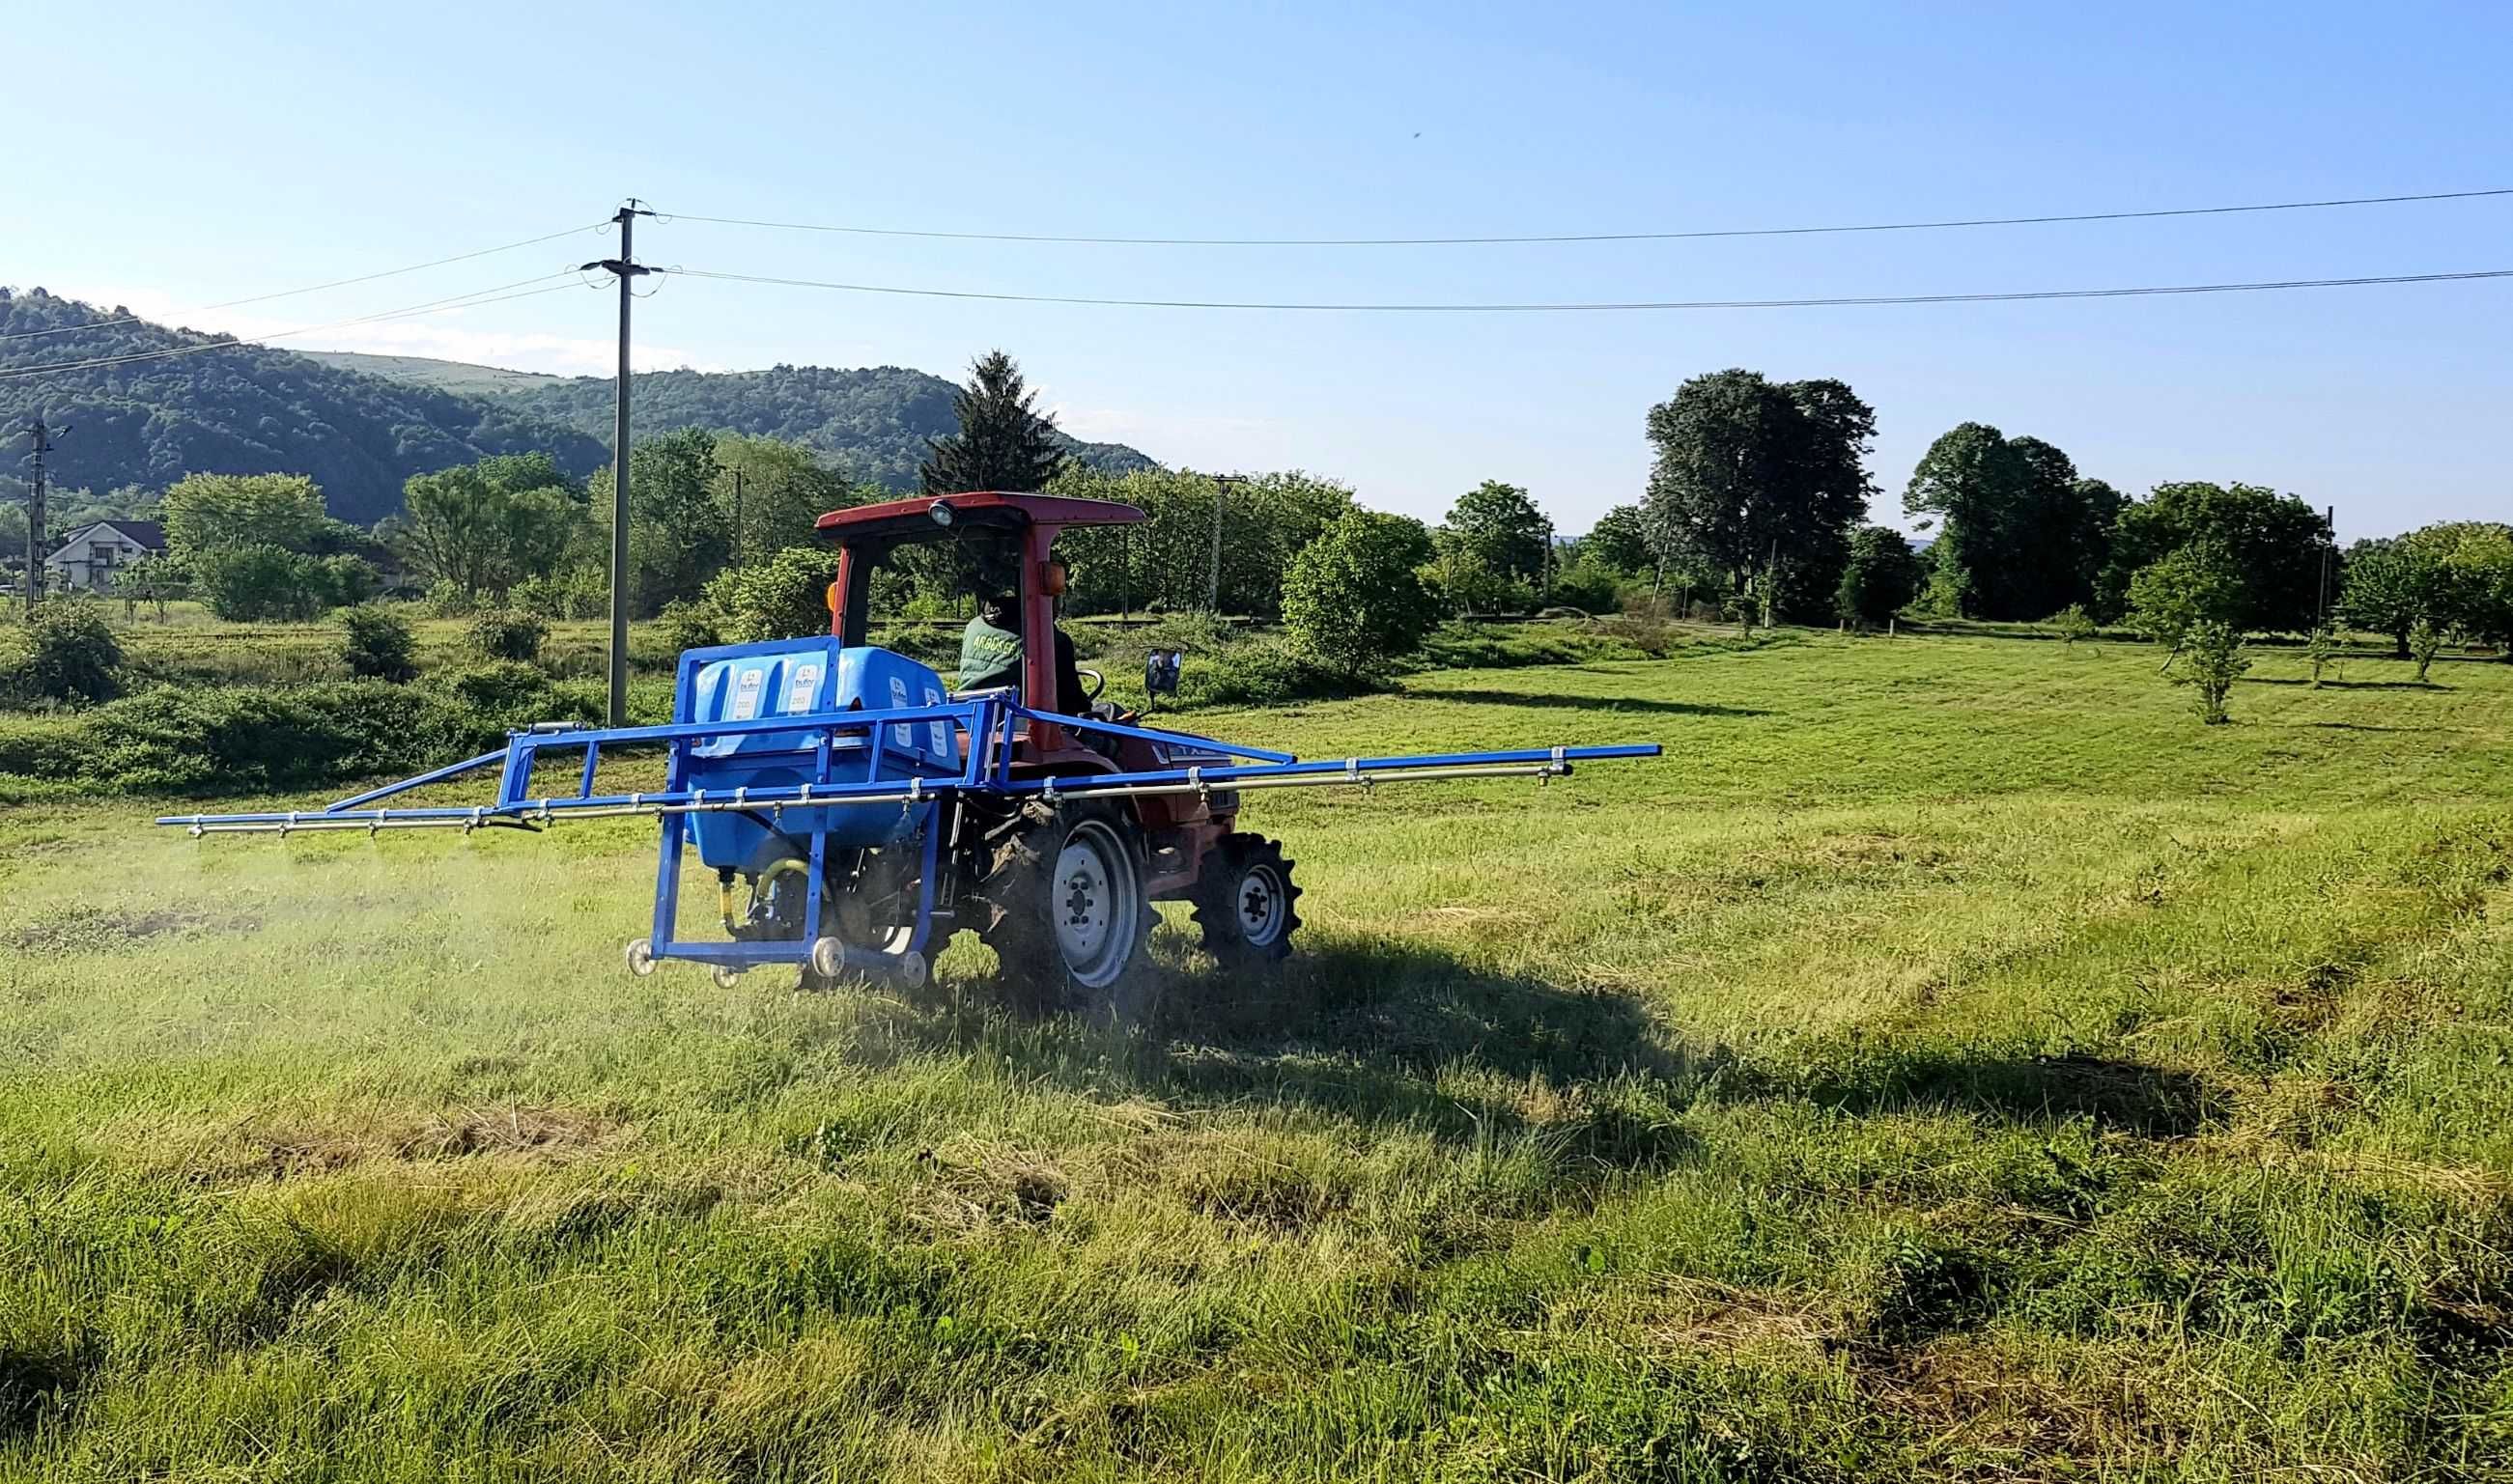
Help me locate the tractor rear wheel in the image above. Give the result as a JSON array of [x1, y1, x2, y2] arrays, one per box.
[[1189, 832, 1302, 966], [979, 799, 1159, 1024]]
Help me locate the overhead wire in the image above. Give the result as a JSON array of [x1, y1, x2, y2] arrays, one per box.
[[0, 273, 590, 380], [0, 222, 608, 342], [660, 185, 2513, 248], [664, 264, 2513, 314]]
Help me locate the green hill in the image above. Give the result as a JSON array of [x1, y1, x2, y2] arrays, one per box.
[[0, 291, 1162, 527], [298, 351, 566, 396], [0, 289, 607, 526], [446, 362, 1159, 491]]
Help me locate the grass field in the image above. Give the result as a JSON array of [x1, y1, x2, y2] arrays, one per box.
[[3, 634, 2509, 1480]]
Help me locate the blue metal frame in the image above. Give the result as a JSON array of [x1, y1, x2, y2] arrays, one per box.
[[157, 684, 1664, 975]]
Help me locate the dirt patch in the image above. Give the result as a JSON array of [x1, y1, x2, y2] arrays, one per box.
[[258, 1105, 623, 1180], [9, 903, 249, 956]]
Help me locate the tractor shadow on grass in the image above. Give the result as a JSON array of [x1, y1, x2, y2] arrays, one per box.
[[921, 934, 1707, 1167], [1789, 1047, 2227, 1137], [1401, 688, 1767, 717]]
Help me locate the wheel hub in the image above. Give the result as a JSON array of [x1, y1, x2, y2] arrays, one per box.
[[1236, 863, 1286, 945]]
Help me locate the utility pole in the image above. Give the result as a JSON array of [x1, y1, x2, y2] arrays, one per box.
[[731, 466, 746, 571], [23, 419, 67, 614], [581, 201, 655, 726], [2317, 504, 2335, 624], [1206, 473, 1242, 613]]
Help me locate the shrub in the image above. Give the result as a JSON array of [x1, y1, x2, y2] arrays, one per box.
[[702, 546, 839, 644], [80, 682, 481, 793], [2408, 618, 2444, 685], [513, 568, 609, 621], [339, 604, 417, 683], [424, 578, 476, 618], [192, 545, 336, 621], [2304, 622, 2342, 687], [658, 600, 722, 654], [1283, 511, 1438, 677], [2048, 603, 2097, 647], [4, 599, 125, 705], [426, 662, 604, 733], [1176, 636, 1378, 708], [2177, 620, 2251, 724], [467, 608, 548, 663]]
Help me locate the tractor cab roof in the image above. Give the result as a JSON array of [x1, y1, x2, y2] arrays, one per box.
[[814, 490, 1145, 544]]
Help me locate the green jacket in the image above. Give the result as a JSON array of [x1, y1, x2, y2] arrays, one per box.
[[956, 617, 1024, 692]]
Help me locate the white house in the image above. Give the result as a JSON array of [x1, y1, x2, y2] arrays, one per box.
[[44, 519, 167, 594]]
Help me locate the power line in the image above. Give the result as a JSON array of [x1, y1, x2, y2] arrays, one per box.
[[0, 274, 587, 380], [0, 223, 607, 342], [664, 186, 2513, 248], [667, 264, 2513, 314]]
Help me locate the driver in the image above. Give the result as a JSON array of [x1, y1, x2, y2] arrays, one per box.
[[956, 574, 1092, 715]]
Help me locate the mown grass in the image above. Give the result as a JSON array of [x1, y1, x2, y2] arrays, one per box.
[[1, 634, 2508, 1480]]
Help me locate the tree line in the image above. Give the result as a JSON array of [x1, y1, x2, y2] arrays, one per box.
[[33, 350, 2509, 686]]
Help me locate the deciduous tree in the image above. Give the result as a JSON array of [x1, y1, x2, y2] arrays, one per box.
[[1641, 369, 1874, 621]]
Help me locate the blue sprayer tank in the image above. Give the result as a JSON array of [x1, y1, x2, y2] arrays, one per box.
[[676, 637, 961, 871]]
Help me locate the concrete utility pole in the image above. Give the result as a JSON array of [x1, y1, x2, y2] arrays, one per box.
[[1206, 473, 1243, 613], [581, 201, 655, 726], [23, 419, 66, 614], [2317, 504, 2335, 623]]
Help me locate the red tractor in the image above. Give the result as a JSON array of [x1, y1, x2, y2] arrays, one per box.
[[819, 490, 1299, 1020]]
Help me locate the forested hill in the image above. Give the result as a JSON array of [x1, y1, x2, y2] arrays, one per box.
[[424, 361, 1159, 490], [0, 290, 608, 526], [0, 292, 1162, 527]]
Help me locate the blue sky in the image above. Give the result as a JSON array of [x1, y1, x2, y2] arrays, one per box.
[[5, 0, 2508, 541]]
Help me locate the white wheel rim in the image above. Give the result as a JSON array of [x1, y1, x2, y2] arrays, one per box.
[[1054, 821, 1137, 988], [1236, 862, 1287, 946]]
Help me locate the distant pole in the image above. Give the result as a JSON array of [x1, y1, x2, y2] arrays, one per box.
[[24, 419, 65, 614], [1206, 474, 1242, 613], [2317, 504, 2335, 623], [582, 201, 655, 726], [732, 466, 746, 571]]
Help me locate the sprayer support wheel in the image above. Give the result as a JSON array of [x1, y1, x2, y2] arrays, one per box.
[[625, 938, 657, 977], [709, 965, 742, 990]]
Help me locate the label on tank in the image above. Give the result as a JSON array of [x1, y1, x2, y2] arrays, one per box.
[[889, 676, 913, 747], [731, 667, 765, 720], [786, 662, 823, 713], [924, 686, 948, 758]]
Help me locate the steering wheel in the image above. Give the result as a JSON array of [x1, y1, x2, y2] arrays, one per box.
[[1076, 667, 1106, 702]]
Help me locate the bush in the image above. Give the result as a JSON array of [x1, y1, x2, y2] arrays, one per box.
[[192, 545, 338, 621], [702, 546, 839, 644], [1283, 511, 1438, 677], [424, 578, 477, 618], [2409, 618, 2444, 685], [2177, 620, 2251, 724], [80, 682, 484, 793], [658, 600, 721, 654], [512, 568, 609, 621], [3, 599, 124, 704], [426, 663, 604, 733], [2305, 622, 2342, 686], [339, 604, 417, 683], [2048, 603, 2097, 647], [467, 608, 548, 663], [1175, 636, 1379, 708]]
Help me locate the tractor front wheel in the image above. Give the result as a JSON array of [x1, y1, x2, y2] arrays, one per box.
[[1190, 832, 1302, 966], [980, 800, 1159, 1024]]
